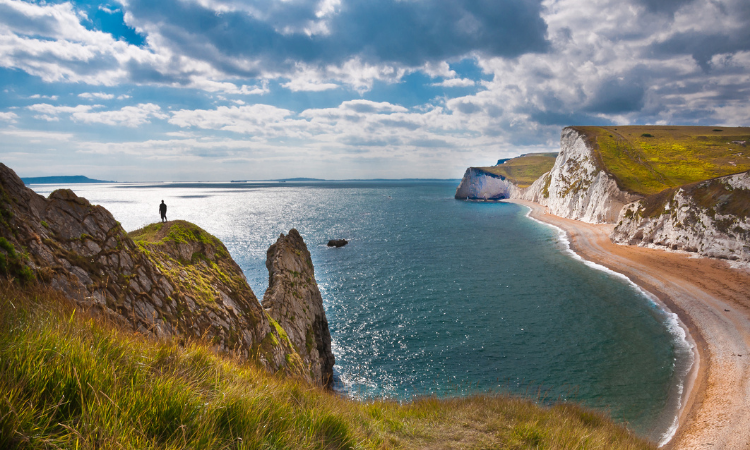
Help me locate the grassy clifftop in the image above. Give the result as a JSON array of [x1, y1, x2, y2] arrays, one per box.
[[0, 281, 655, 449], [475, 152, 558, 188], [574, 126, 750, 196]]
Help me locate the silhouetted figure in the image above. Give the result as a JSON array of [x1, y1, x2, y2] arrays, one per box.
[[159, 200, 167, 222]]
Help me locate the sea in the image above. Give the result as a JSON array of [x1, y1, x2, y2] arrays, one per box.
[[30, 180, 693, 444]]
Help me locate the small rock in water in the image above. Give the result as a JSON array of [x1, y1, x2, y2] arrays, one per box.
[[327, 239, 348, 248]]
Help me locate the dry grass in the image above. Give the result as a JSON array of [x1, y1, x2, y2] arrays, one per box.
[[0, 280, 655, 449], [574, 126, 750, 195]]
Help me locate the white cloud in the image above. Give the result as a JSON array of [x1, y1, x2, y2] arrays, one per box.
[[79, 92, 115, 100], [1, 128, 74, 140], [28, 103, 95, 115], [73, 103, 167, 127], [237, 81, 269, 95], [98, 5, 120, 14], [0, 111, 18, 122], [432, 78, 476, 88], [27, 102, 167, 127], [281, 78, 339, 92], [28, 94, 58, 100]]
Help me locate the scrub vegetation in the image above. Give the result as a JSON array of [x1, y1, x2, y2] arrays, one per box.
[[476, 152, 559, 188], [574, 126, 750, 196], [0, 281, 656, 449]]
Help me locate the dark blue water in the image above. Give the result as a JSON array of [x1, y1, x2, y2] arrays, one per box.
[[32, 180, 690, 441]]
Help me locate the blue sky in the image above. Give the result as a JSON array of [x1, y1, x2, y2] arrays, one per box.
[[1, 0, 749, 181]]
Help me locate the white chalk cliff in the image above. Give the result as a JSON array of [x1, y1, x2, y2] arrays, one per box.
[[455, 168, 518, 200], [611, 171, 750, 263], [457, 127, 750, 262], [518, 128, 642, 223]]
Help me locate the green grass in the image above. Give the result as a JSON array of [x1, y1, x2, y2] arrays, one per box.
[[129, 220, 229, 258], [574, 126, 750, 195], [474, 153, 558, 188], [0, 281, 656, 449]]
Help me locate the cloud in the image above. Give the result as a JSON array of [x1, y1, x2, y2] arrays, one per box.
[[112, 0, 549, 89], [79, 92, 115, 99], [2, 0, 750, 180], [73, 103, 167, 126], [28, 94, 58, 100], [169, 104, 300, 135], [1, 129, 74, 140], [281, 79, 339, 92], [98, 5, 121, 14], [432, 78, 475, 88], [584, 77, 646, 114], [27, 102, 167, 126], [0, 111, 18, 122]]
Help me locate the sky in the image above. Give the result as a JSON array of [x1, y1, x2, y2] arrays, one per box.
[[1, 0, 749, 181]]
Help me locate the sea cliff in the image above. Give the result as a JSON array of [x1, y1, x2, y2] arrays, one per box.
[[519, 128, 642, 223], [0, 163, 334, 387], [454, 167, 517, 200], [612, 170, 750, 262], [456, 126, 750, 262]]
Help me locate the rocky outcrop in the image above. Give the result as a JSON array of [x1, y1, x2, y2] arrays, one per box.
[[128, 221, 307, 378], [519, 128, 642, 223], [263, 229, 335, 387], [612, 170, 750, 262], [0, 163, 334, 386], [455, 168, 517, 200]]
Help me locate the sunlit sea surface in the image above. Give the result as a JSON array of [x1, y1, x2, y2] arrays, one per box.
[[30, 180, 692, 442]]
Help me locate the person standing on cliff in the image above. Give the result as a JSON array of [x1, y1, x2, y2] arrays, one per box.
[[159, 200, 167, 222]]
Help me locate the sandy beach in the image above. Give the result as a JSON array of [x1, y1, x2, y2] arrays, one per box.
[[509, 199, 750, 449]]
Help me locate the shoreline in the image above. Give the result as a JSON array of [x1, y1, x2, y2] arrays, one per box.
[[519, 202, 696, 446], [508, 199, 750, 449]]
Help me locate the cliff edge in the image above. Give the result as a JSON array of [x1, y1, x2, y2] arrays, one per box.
[[0, 162, 334, 386]]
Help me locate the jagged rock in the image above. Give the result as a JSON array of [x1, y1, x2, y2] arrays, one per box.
[[263, 229, 335, 387], [327, 239, 348, 247], [612, 170, 750, 262], [0, 163, 333, 385]]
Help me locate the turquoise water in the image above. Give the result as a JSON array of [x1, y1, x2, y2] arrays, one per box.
[[31, 180, 691, 442]]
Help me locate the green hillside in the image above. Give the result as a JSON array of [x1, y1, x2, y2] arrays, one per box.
[[574, 126, 750, 196], [0, 281, 654, 449], [476, 152, 558, 188]]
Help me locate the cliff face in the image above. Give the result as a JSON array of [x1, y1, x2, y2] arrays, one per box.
[[612, 170, 750, 262], [454, 168, 517, 200], [263, 229, 335, 387], [520, 128, 642, 223], [454, 128, 750, 262], [0, 163, 334, 386], [455, 129, 640, 223]]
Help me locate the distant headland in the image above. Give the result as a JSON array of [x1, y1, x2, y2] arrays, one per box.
[[22, 175, 115, 185]]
